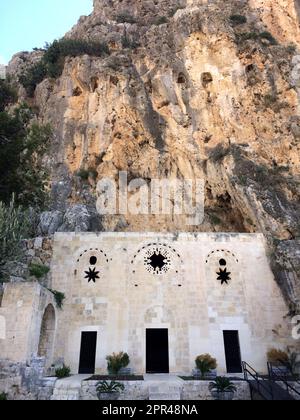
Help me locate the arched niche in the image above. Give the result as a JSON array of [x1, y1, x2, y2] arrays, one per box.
[[38, 304, 56, 368]]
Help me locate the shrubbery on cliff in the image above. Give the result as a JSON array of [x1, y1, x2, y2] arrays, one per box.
[[0, 80, 52, 208], [20, 38, 109, 96]]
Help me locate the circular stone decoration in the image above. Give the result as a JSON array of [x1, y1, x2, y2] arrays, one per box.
[[144, 246, 172, 275]]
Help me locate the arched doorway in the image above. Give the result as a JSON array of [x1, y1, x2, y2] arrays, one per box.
[[38, 304, 56, 368]]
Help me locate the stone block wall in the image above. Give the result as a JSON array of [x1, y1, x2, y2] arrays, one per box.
[[51, 232, 294, 375], [81, 380, 148, 400], [1, 237, 53, 286], [0, 357, 56, 400], [181, 380, 251, 400], [80, 379, 251, 400]]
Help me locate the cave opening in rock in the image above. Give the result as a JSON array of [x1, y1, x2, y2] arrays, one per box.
[[202, 72, 213, 88], [177, 73, 187, 84], [72, 86, 83, 97]]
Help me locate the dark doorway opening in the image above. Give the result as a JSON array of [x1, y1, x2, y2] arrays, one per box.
[[146, 329, 169, 374], [79, 332, 97, 374], [223, 330, 243, 373]]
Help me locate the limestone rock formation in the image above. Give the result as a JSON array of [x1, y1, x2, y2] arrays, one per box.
[[6, 0, 300, 310]]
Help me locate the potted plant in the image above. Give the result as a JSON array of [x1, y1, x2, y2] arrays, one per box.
[[267, 348, 290, 377], [106, 352, 130, 375], [209, 377, 237, 400], [96, 380, 125, 400], [194, 354, 217, 379]]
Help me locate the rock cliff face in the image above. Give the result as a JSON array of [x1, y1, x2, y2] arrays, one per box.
[[7, 0, 300, 310]]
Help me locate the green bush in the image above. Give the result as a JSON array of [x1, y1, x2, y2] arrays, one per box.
[[195, 354, 217, 379], [19, 61, 47, 97], [209, 214, 222, 226], [55, 365, 71, 379], [76, 169, 90, 181], [20, 39, 109, 96], [48, 289, 65, 309], [0, 104, 52, 207], [0, 80, 17, 112], [106, 352, 130, 375], [0, 392, 7, 400], [259, 31, 278, 45], [0, 197, 32, 269], [236, 31, 277, 46], [76, 167, 98, 181], [209, 377, 237, 393], [230, 15, 247, 26], [29, 263, 50, 279]]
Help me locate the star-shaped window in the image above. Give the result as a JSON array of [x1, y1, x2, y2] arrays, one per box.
[[217, 268, 231, 285], [85, 267, 100, 283]]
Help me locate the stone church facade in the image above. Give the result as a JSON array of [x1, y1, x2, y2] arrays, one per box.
[[0, 232, 293, 376]]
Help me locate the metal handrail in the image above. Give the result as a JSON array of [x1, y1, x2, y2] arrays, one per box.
[[267, 362, 300, 397], [242, 361, 274, 400]]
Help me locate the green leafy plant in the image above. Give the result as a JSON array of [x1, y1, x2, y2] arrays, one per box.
[[0, 79, 17, 112], [96, 380, 125, 396], [106, 352, 130, 375], [0, 197, 32, 271], [19, 61, 47, 97], [47, 289, 65, 309], [0, 392, 7, 400], [209, 214, 222, 226], [55, 364, 71, 379], [259, 31, 278, 45], [29, 263, 50, 279], [0, 103, 52, 207], [209, 377, 237, 393], [230, 15, 247, 26], [195, 354, 217, 379], [20, 39, 109, 96]]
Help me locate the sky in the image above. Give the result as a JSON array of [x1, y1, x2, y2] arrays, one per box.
[[0, 0, 93, 65]]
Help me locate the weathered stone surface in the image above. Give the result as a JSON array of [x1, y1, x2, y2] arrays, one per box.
[[0, 357, 56, 400], [38, 211, 64, 236], [273, 239, 300, 313], [58, 205, 91, 232]]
